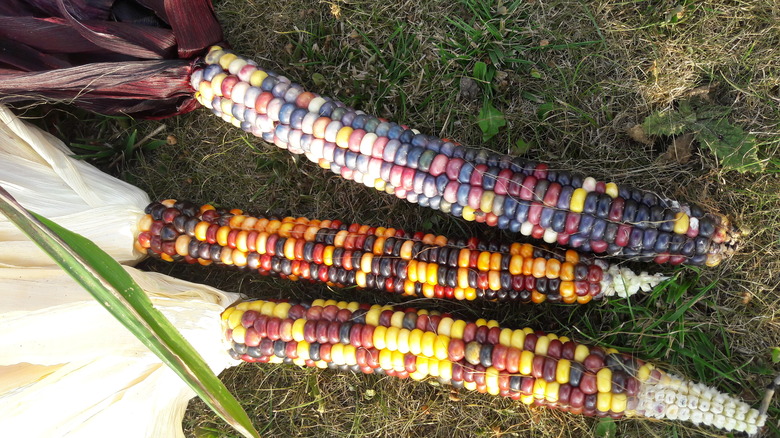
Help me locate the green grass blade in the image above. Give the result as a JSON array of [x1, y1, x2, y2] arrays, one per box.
[[0, 186, 259, 438]]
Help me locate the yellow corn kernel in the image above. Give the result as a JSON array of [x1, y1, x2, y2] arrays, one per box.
[[391, 350, 405, 372], [486, 367, 500, 395], [397, 329, 411, 354], [457, 267, 469, 289], [296, 340, 310, 360], [605, 182, 619, 198], [426, 262, 438, 286], [260, 301, 276, 317], [556, 359, 572, 384], [499, 328, 514, 347], [574, 344, 590, 362], [231, 325, 246, 344], [335, 126, 354, 149], [458, 249, 471, 267], [407, 260, 419, 282], [390, 311, 405, 328], [272, 302, 291, 319], [210, 73, 227, 97], [570, 188, 587, 213], [519, 351, 535, 375], [421, 331, 437, 358], [218, 53, 237, 69], [408, 329, 424, 355], [221, 306, 235, 322], [535, 336, 550, 356], [545, 381, 560, 402], [355, 271, 367, 288], [437, 317, 454, 337], [292, 319, 306, 342], [450, 320, 467, 339], [277, 221, 295, 237], [533, 378, 547, 399], [428, 358, 440, 377], [480, 191, 495, 215], [249, 70, 268, 87], [637, 364, 652, 382], [453, 287, 466, 300], [673, 212, 690, 234], [385, 326, 400, 351], [434, 335, 450, 361], [415, 356, 429, 376], [247, 300, 265, 311], [404, 280, 416, 296], [379, 349, 393, 370], [227, 309, 244, 329], [462, 206, 476, 221], [611, 393, 627, 413], [340, 345, 355, 366], [373, 326, 388, 350], [510, 329, 526, 349], [438, 359, 453, 381], [322, 246, 334, 265], [596, 368, 612, 393], [597, 392, 612, 412]]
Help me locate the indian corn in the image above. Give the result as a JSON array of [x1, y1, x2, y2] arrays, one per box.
[[189, 46, 738, 267], [223, 299, 766, 434], [137, 200, 666, 304]]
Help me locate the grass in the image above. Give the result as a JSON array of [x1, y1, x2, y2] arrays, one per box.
[[35, 0, 780, 436]]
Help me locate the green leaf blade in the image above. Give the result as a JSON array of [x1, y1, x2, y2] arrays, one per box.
[[0, 187, 259, 438]]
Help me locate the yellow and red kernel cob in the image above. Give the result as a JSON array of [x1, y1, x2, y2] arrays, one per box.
[[222, 299, 765, 434], [137, 200, 666, 304], [188, 46, 738, 267]]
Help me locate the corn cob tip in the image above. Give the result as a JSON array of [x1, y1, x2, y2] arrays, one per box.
[[633, 372, 765, 435], [600, 265, 668, 299]]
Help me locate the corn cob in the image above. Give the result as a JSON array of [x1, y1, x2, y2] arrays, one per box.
[[189, 46, 737, 267], [222, 298, 765, 434], [138, 200, 665, 304]]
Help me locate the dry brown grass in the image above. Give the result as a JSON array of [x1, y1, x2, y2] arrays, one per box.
[[72, 0, 779, 436]]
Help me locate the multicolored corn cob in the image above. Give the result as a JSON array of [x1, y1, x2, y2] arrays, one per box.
[[189, 46, 738, 267], [137, 200, 666, 304], [222, 299, 766, 434]]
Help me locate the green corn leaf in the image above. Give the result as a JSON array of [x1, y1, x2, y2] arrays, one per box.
[[0, 186, 259, 438], [477, 101, 506, 141]]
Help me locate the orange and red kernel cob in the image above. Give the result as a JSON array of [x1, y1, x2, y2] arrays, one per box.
[[137, 200, 666, 304]]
